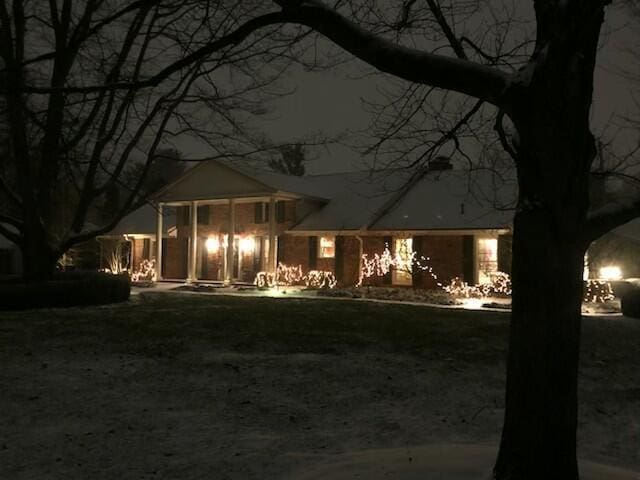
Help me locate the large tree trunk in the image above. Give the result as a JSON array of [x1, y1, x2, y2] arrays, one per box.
[[492, 4, 605, 477], [494, 210, 586, 479], [20, 221, 59, 282]]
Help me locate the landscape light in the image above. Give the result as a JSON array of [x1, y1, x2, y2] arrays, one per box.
[[205, 237, 219, 253], [599, 265, 622, 281]]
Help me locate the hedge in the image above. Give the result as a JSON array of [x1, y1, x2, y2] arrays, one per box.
[[621, 286, 640, 319], [0, 271, 130, 311]]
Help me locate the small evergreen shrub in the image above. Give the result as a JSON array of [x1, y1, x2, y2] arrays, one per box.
[[0, 272, 130, 310], [621, 287, 640, 319]]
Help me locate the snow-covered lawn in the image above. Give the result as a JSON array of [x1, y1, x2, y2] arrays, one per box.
[[0, 294, 637, 479]]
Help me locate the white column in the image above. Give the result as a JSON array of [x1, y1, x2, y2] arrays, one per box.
[[267, 197, 277, 273], [188, 201, 198, 283], [155, 204, 163, 281], [225, 199, 235, 283]]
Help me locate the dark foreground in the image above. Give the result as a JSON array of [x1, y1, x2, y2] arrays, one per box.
[[0, 293, 638, 479]]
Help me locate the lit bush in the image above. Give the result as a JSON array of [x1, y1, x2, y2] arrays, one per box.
[[583, 280, 615, 303]]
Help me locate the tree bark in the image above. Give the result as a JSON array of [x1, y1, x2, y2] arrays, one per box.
[[19, 220, 59, 282], [494, 210, 585, 479]]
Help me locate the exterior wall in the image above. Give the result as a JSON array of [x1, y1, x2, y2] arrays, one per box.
[[337, 236, 361, 287], [413, 235, 466, 289], [278, 235, 311, 271]]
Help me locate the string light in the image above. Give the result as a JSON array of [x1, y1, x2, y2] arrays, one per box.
[[357, 244, 438, 286], [583, 279, 614, 303], [131, 258, 157, 282], [254, 263, 336, 289]]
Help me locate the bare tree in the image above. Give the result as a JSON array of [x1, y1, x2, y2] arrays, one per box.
[[0, 0, 307, 281], [2, 1, 639, 478], [270, 2, 639, 478], [269, 143, 307, 175]]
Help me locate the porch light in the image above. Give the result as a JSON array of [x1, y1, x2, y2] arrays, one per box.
[[205, 237, 219, 253], [239, 236, 255, 253], [599, 265, 622, 281]]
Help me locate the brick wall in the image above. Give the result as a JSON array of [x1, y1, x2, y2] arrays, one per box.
[[413, 235, 465, 288], [337, 236, 361, 287], [176, 200, 297, 239], [278, 235, 311, 271]]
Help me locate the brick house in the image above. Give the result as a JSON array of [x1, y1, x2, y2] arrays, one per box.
[[99, 158, 520, 288]]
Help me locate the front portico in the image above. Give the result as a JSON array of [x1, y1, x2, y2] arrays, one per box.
[[151, 160, 327, 284]]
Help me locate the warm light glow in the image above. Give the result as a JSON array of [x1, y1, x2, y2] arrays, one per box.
[[460, 298, 485, 310], [319, 236, 335, 258], [477, 238, 498, 284], [239, 236, 255, 253], [205, 237, 219, 253], [599, 265, 622, 281]]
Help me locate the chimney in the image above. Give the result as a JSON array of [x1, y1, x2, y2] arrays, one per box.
[[428, 156, 453, 171]]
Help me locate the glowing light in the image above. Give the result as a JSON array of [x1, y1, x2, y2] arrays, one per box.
[[239, 236, 255, 253], [599, 265, 622, 281], [130, 258, 157, 282], [584, 279, 614, 303], [254, 263, 336, 289], [461, 298, 484, 310], [319, 236, 335, 258], [357, 243, 438, 287], [205, 237, 219, 253]]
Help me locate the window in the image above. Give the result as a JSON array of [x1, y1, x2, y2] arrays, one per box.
[[254, 202, 270, 223], [477, 237, 498, 284], [318, 236, 335, 258], [392, 237, 413, 285]]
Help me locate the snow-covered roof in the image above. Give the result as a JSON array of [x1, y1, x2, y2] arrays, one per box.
[[290, 168, 516, 232], [611, 218, 640, 243], [107, 158, 518, 235], [103, 204, 175, 236], [0, 223, 19, 248], [153, 159, 331, 202]]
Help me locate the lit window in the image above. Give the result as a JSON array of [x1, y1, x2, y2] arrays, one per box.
[[477, 237, 498, 284], [318, 236, 335, 258], [393, 237, 413, 285]]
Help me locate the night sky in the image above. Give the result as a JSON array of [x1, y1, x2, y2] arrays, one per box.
[[178, 3, 638, 175]]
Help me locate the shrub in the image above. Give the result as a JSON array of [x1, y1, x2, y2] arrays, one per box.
[[0, 271, 130, 311], [621, 287, 640, 319]]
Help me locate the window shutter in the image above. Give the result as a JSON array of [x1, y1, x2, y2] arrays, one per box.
[[383, 236, 392, 285], [334, 236, 345, 283], [276, 201, 285, 223], [308, 236, 318, 270], [462, 235, 475, 283], [254, 202, 263, 223], [498, 234, 512, 274], [179, 206, 189, 225], [142, 238, 150, 259], [197, 205, 209, 225]]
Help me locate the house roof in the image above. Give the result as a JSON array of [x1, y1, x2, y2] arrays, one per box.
[[153, 159, 331, 202], [289, 168, 517, 232], [115, 158, 518, 234], [102, 204, 175, 237]]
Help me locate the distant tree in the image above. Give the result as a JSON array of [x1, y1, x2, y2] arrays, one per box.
[[269, 144, 307, 176], [0, 1, 307, 281]]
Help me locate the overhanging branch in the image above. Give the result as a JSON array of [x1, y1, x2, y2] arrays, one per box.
[[274, 0, 512, 106], [585, 200, 640, 242]]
